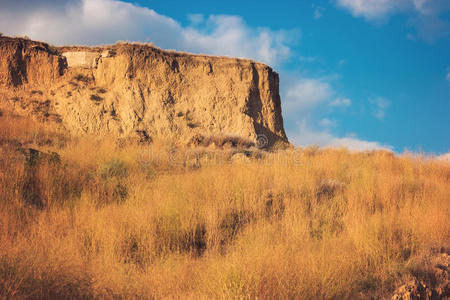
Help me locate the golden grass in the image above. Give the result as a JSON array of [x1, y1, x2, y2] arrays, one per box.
[[0, 113, 449, 299]]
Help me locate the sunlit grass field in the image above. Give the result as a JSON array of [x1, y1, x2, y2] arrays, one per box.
[[0, 112, 448, 299]]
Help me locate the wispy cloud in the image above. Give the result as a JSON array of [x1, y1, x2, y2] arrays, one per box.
[[338, 59, 348, 68], [299, 56, 320, 63], [369, 97, 391, 120], [335, 0, 450, 42], [446, 67, 450, 82], [187, 13, 204, 24], [319, 118, 337, 128], [313, 5, 325, 20], [330, 97, 352, 107]]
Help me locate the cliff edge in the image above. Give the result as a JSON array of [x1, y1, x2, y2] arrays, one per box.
[[0, 36, 288, 147]]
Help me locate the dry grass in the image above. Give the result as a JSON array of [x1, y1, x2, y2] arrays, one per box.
[[0, 113, 449, 299]]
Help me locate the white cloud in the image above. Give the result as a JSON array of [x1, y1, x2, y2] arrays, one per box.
[[336, 0, 450, 20], [288, 120, 336, 147], [0, 0, 183, 49], [330, 97, 352, 107], [284, 78, 334, 111], [0, 0, 298, 66], [281, 76, 390, 150], [279, 75, 387, 151], [287, 120, 392, 151], [280, 76, 390, 150], [327, 137, 392, 151], [182, 15, 297, 66], [336, 0, 409, 20], [446, 67, 450, 82], [369, 97, 390, 120], [335, 0, 450, 42]]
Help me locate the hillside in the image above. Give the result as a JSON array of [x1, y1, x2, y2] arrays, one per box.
[[0, 111, 449, 299], [0, 36, 288, 147]]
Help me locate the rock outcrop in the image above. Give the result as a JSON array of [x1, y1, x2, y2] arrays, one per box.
[[391, 253, 449, 300], [0, 36, 288, 147]]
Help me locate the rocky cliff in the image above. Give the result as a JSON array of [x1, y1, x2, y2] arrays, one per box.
[[0, 36, 288, 147]]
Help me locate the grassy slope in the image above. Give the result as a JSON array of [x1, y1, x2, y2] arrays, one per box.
[[0, 111, 448, 299]]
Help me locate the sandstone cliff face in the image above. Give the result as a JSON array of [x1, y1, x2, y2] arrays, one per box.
[[0, 36, 288, 147]]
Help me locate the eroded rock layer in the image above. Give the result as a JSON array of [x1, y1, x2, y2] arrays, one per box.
[[0, 36, 288, 146]]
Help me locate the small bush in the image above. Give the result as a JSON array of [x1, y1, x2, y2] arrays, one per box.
[[272, 140, 292, 151], [74, 74, 90, 83], [305, 144, 320, 156], [92, 159, 129, 205], [316, 179, 344, 200], [113, 182, 128, 200], [30, 90, 43, 96], [218, 210, 253, 250], [187, 121, 198, 128], [154, 215, 207, 257], [264, 191, 285, 219], [16, 150, 83, 209], [90, 94, 103, 102], [187, 134, 255, 149], [97, 159, 128, 180]]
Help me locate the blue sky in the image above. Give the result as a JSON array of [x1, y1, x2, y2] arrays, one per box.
[[1, 0, 449, 154]]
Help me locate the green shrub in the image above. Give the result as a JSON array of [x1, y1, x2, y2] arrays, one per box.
[[97, 159, 128, 180], [93, 159, 129, 205]]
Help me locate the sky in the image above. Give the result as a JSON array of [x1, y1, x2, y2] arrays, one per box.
[[1, 0, 449, 154]]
